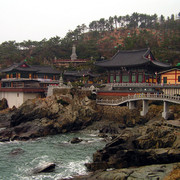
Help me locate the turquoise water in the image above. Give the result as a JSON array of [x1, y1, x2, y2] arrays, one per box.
[[0, 131, 106, 180]]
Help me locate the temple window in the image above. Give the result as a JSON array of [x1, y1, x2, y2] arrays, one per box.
[[132, 73, 136, 82], [163, 77, 167, 84], [178, 76, 180, 82], [138, 74, 143, 82], [110, 75, 114, 83], [116, 75, 120, 82], [122, 75, 129, 82]]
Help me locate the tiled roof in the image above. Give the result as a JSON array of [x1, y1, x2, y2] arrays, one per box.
[[96, 49, 171, 69], [158, 67, 180, 74], [53, 59, 87, 63], [31, 65, 60, 74], [1, 62, 60, 74], [64, 70, 98, 77]]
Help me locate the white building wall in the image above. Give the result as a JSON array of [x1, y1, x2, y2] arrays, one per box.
[[0, 92, 41, 108], [0, 92, 24, 108]]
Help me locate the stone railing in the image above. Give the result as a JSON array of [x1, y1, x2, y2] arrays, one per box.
[[96, 93, 180, 105], [1, 78, 59, 83], [112, 83, 180, 88]]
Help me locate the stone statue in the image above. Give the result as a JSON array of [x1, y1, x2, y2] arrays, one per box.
[[70, 44, 77, 60]]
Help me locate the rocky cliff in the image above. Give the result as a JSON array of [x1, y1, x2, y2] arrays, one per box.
[[86, 120, 180, 171], [0, 88, 101, 141]]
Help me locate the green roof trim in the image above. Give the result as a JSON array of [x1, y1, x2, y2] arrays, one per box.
[[176, 62, 180, 66]]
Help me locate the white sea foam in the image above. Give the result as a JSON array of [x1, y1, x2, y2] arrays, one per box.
[[0, 131, 106, 180], [67, 156, 90, 174], [16, 173, 62, 180], [81, 137, 104, 144], [57, 156, 91, 179]]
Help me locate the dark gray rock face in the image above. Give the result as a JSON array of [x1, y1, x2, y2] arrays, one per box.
[[68, 163, 180, 180], [0, 89, 100, 141], [70, 137, 83, 144], [86, 122, 180, 171]]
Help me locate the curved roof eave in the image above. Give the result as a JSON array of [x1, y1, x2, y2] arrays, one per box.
[[95, 60, 150, 68], [150, 60, 172, 68]]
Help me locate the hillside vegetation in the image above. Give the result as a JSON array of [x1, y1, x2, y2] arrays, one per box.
[[0, 12, 179, 68]]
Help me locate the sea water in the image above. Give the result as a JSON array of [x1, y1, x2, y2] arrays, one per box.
[[0, 131, 106, 180]]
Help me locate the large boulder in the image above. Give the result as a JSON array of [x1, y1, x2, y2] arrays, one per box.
[[0, 89, 100, 141], [86, 121, 180, 171]]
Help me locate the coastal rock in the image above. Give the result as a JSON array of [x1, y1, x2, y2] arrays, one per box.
[[9, 148, 25, 156], [0, 89, 100, 141], [0, 98, 8, 110], [86, 122, 180, 171], [99, 125, 119, 134], [70, 137, 83, 144], [69, 163, 180, 180], [32, 162, 56, 174]]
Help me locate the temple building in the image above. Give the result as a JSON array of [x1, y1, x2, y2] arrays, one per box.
[[0, 61, 60, 107], [63, 70, 98, 84], [96, 48, 171, 84]]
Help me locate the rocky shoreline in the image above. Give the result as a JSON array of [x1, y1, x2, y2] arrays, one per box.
[[0, 88, 180, 179], [0, 88, 101, 141]]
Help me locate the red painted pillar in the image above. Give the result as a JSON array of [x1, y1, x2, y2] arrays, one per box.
[[114, 71, 116, 83], [120, 71, 122, 83], [129, 72, 132, 83], [143, 71, 145, 83], [108, 71, 110, 83], [136, 71, 138, 83]]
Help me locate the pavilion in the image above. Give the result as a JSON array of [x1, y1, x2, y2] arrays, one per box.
[[96, 48, 171, 84]]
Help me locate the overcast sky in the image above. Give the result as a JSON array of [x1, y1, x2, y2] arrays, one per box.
[[0, 0, 179, 43]]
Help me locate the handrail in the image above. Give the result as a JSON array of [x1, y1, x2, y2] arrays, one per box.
[[96, 93, 180, 105], [110, 83, 180, 88]]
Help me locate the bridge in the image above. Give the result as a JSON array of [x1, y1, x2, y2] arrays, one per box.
[[96, 93, 180, 120]]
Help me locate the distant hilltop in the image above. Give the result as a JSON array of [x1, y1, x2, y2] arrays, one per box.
[[0, 12, 179, 68]]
